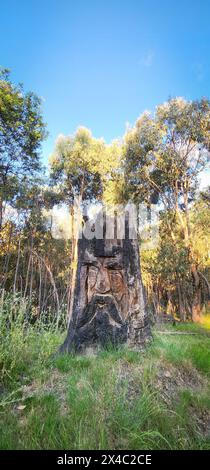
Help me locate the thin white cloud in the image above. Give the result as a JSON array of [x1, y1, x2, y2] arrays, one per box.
[[192, 62, 205, 82], [141, 50, 154, 67]]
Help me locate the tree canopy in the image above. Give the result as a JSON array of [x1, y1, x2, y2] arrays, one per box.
[[0, 71, 210, 325]]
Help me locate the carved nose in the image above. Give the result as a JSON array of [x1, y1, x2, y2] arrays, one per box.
[[99, 281, 108, 291], [96, 271, 110, 293]]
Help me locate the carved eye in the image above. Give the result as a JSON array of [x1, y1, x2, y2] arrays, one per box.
[[111, 271, 120, 276], [109, 271, 123, 281], [106, 265, 122, 270], [87, 266, 98, 288], [109, 271, 124, 294], [89, 265, 98, 273]]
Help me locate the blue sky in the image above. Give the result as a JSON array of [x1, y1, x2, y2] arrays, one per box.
[[1, 0, 210, 171]]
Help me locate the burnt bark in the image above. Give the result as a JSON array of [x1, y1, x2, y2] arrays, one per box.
[[60, 211, 151, 353]]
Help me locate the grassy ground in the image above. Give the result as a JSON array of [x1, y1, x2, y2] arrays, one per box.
[[0, 315, 210, 450]]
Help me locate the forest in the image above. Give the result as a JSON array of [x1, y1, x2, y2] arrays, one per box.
[[1, 68, 210, 327], [0, 68, 210, 451]]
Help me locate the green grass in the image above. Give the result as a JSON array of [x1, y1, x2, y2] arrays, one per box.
[[0, 307, 210, 450]]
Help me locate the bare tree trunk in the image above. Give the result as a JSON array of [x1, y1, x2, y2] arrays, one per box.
[[38, 258, 42, 315], [29, 255, 34, 303], [32, 251, 60, 319], [0, 198, 3, 230], [0, 224, 13, 299], [24, 253, 31, 299], [166, 291, 175, 316], [67, 195, 83, 326], [177, 278, 186, 321], [183, 178, 191, 241], [191, 264, 202, 322], [41, 268, 48, 314], [13, 237, 21, 294]]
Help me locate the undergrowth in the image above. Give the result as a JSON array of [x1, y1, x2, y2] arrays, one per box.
[[0, 298, 210, 450]]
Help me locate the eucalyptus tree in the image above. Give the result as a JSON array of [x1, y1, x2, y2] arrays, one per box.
[[0, 68, 47, 228], [49, 126, 113, 317], [0, 68, 51, 317], [124, 98, 210, 321]]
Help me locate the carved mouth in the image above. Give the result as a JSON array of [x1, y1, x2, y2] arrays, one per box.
[[94, 294, 112, 305], [77, 294, 124, 328]]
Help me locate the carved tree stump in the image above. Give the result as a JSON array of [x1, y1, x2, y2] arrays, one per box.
[[60, 211, 151, 353]]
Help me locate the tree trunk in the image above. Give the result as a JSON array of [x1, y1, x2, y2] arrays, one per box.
[[0, 198, 3, 230], [176, 278, 186, 321], [60, 210, 151, 353], [191, 264, 202, 322]]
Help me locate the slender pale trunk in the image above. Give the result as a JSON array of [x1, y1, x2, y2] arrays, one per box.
[[176, 277, 186, 321], [0, 198, 3, 230], [38, 258, 42, 315], [67, 193, 83, 326], [41, 268, 48, 313], [32, 251, 60, 322], [1, 224, 13, 299], [29, 255, 34, 303], [13, 237, 21, 294], [24, 253, 31, 298], [191, 264, 202, 322], [184, 181, 202, 322], [166, 291, 175, 316], [177, 178, 202, 322]]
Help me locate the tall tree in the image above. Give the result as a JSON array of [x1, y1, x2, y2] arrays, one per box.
[[0, 68, 47, 228], [49, 127, 108, 318], [124, 97, 210, 321], [49, 127, 106, 206]]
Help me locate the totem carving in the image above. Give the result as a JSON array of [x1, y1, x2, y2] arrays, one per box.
[[60, 211, 151, 353]]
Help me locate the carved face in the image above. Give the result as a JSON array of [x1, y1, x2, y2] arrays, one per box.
[[83, 251, 128, 319]]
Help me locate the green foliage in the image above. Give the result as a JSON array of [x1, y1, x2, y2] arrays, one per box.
[[151, 328, 210, 377], [0, 293, 64, 388], [49, 127, 104, 204], [1, 71, 210, 450], [191, 187, 210, 268], [125, 97, 209, 200], [124, 98, 210, 320], [0, 68, 47, 226], [0, 307, 210, 450]]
